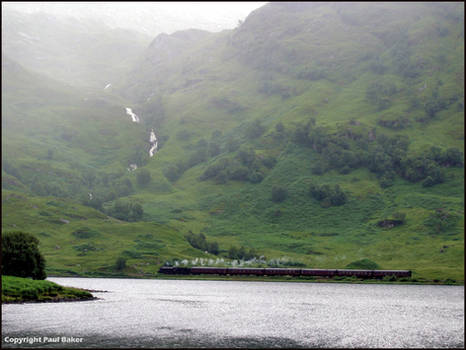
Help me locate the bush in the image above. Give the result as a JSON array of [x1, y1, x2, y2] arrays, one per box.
[[309, 183, 347, 207], [136, 169, 151, 186], [271, 186, 288, 203], [345, 259, 380, 270], [115, 257, 126, 271], [248, 170, 264, 184], [246, 120, 266, 139], [108, 200, 144, 221], [72, 227, 99, 239], [2, 232, 46, 279], [163, 164, 183, 182], [424, 208, 459, 234], [185, 232, 220, 255]]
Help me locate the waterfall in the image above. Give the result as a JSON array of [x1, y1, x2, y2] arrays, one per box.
[[149, 128, 158, 157], [125, 107, 140, 123]]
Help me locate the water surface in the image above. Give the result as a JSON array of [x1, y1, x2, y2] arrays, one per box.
[[2, 278, 464, 348]]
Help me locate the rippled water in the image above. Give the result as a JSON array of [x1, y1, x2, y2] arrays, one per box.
[[2, 278, 464, 348]]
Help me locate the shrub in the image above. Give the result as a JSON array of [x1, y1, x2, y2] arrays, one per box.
[[163, 164, 183, 182], [72, 227, 99, 239], [2, 232, 46, 279], [136, 169, 151, 186], [185, 232, 220, 255], [309, 183, 347, 207], [108, 200, 144, 221], [345, 259, 380, 270], [115, 257, 126, 271], [271, 186, 288, 203], [424, 208, 460, 234], [248, 171, 264, 184]]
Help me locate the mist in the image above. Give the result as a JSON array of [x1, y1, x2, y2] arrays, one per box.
[[2, 2, 266, 36]]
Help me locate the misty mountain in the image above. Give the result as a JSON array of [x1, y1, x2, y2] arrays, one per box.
[[2, 8, 151, 88], [2, 2, 464, 281]]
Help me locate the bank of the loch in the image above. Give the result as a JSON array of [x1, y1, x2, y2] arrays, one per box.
[[1, 276, 95, 303]]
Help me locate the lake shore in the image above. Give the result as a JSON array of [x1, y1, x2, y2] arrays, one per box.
[[2, 276, 96, 304], [46, 273, 463, 286]]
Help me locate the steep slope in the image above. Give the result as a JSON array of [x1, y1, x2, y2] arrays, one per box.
[[2, 2, 464, 281], [1, 8, 151, 89], [116, 2, 464, 280]]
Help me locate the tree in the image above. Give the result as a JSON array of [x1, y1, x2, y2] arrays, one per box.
[[136, 169, 151, 186], [275, 122, 285, 133], [246, 119, 265, 139], [271, 186, 288, 202], [238, 146, 256, 167], [163, 164, 182, 182], [2, 232, 46, 279], [115, 257, 126, 271], [131, 203, 144, 221]]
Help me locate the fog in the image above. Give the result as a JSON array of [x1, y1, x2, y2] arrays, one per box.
[[2, 2, 266, 36]]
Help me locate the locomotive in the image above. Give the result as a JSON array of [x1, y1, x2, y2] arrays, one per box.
[[158, 266, 411, 279]]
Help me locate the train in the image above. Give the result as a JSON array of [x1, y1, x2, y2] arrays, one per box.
[[158, 266, 411, 279]]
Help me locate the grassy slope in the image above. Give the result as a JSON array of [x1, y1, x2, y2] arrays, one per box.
[[2, 3, 464, 282], [1, 275, 93, 303]]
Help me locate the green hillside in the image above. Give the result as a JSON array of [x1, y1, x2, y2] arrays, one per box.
[[2, 2, 464, 282]]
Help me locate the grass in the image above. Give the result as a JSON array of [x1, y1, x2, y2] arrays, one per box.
[[1, 275, 94, 303], [2, 3, 464, 284]]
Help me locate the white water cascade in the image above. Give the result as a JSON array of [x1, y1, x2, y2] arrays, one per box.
[[124, 108, 158, 158], [149, 128, 158, 157], [125, 107, 140, 123]]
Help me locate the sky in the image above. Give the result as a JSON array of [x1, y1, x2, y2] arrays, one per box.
[[2, 2, 267, 36]]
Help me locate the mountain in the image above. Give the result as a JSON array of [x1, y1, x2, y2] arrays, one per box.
[[1, 8, 151, 88], [2, 2, 464, 281]]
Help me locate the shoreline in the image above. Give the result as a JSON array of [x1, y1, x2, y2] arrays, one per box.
[[1, 276, 96, 304], [2, 295, 98, 304], [46, 274, 464, 286]]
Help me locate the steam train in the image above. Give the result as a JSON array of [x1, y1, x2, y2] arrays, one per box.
[[158, 266, 411, 279]]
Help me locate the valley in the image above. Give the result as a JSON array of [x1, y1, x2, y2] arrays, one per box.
[[1, 2, 464, 283]]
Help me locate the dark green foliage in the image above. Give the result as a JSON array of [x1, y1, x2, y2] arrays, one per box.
[[108, 200, 144, 221], [378, 116, 410, 130], [185, 232, 219, 255], [424, 208, 460, 234], [366, 81, 398, 110], [248, 170, 264, 183], [345, 258, 381, 270], [163, 164, 184, 182], [309, 183, 347, 207], [73, 243, 97, 256], [115, 257, 126, 271], [271, 186, 288, 202], [72, 227, 99, 239], [275, 122, 285, 133], [238, 146, 256, 167], [228, 245, 257, 260], [229, 165, 250, 181], [443, 148, 463, 167], [258, 80, 296, 98], [262, 155, 277, 169], [200, 156, 265, 184], [200, 158, 230, 182], [246, 120, 266, 139], [136, 169, 151, 186], [369, 59, 387, 74], [297, 67, 328, 80], [392, 211, 407, 223], [2, 232, 46, 279]]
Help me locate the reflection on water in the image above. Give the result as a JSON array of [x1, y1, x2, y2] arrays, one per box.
[[2, 278, 464, 348]]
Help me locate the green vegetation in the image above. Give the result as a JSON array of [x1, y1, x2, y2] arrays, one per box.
[[2, 275, 93, 303], [2, 232, 46, 279], [345, 259, 381, 270], [2, 3, 464, 284]]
